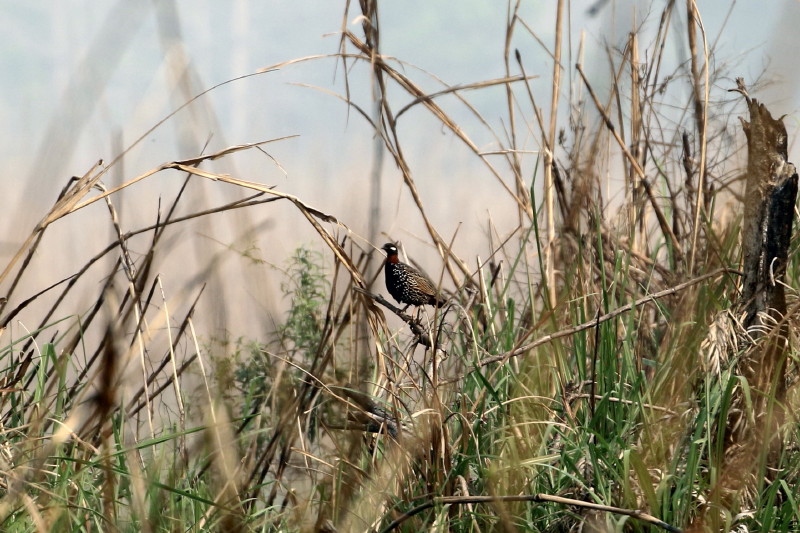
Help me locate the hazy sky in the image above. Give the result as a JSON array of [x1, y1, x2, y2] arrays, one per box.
[[3, 2, 799, 213]]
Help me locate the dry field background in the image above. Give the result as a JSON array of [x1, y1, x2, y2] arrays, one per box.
[[0, 1, 799, 532]]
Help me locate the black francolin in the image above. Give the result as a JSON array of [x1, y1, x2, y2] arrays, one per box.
[[381, 243, 446, 312]]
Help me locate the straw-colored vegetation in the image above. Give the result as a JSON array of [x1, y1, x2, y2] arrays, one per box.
[[1, 2, 798, 532]]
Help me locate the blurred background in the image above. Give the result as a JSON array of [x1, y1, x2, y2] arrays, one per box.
[[2, 0, 800, 342]]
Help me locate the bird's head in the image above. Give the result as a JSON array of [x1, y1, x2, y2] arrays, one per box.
[[381, 243, 400, 263]]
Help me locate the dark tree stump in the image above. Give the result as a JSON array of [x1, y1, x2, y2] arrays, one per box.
[[738, 95, 797, 398], [688, 86, 797, 533], [740, 98, 798, 332]]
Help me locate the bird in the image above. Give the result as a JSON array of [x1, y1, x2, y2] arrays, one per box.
[[381, 242, 446, 312]]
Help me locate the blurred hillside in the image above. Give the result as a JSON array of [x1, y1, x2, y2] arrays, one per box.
[[1, 1, 800, 341]]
